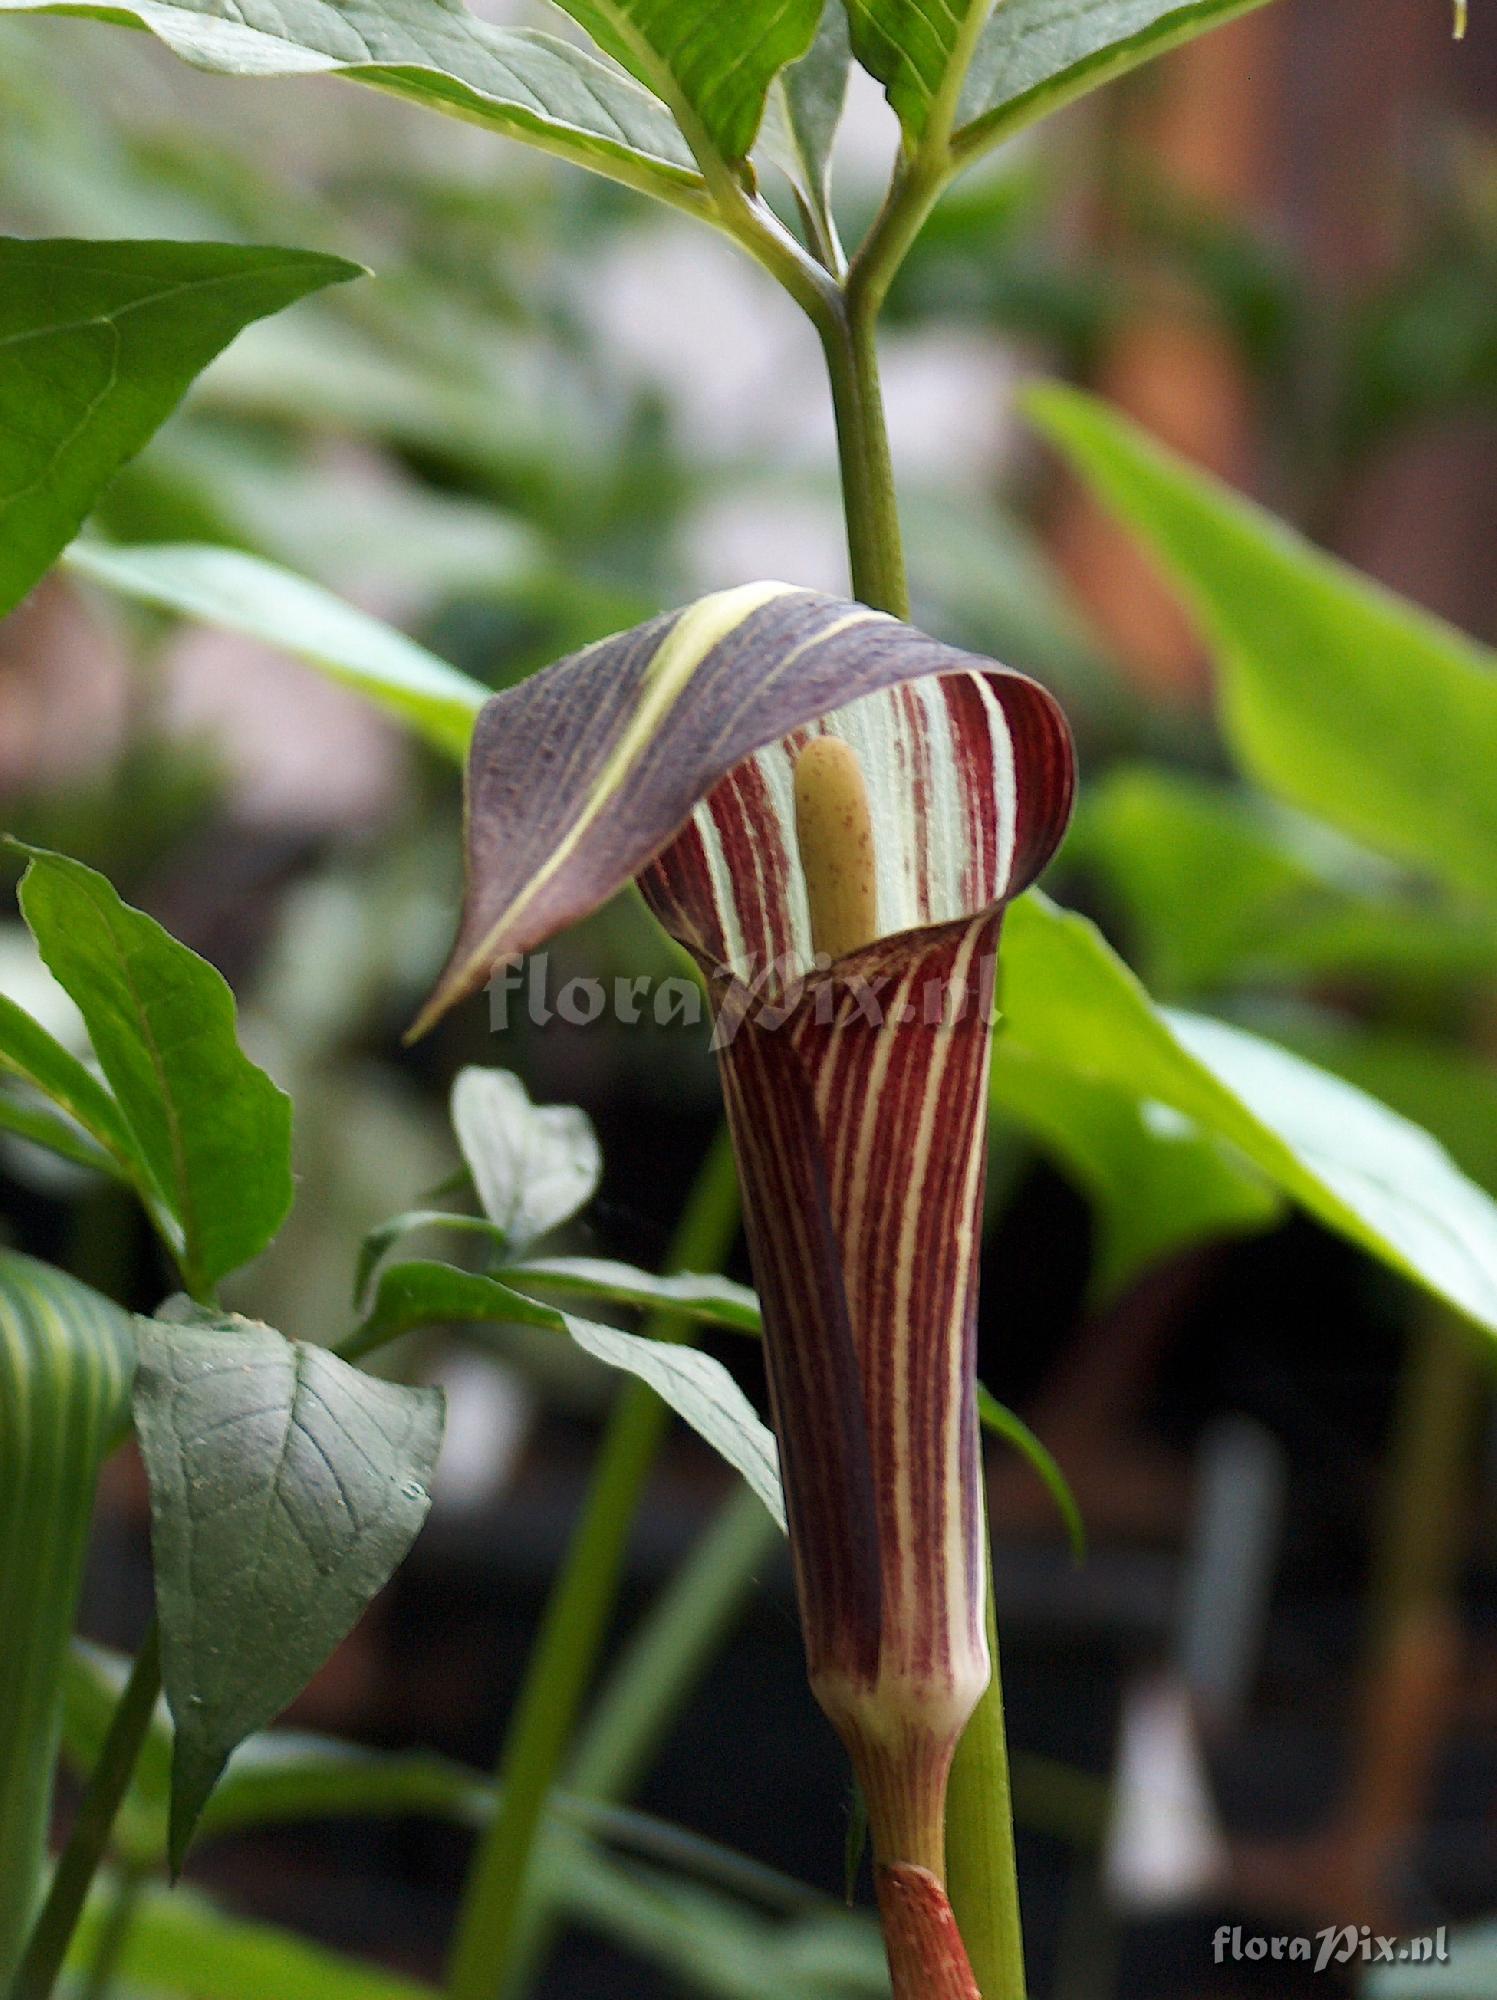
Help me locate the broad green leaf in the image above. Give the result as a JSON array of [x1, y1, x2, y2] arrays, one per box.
[[451, 1067, 601, 1255], [131, 1313, 444, 1867], [1026, 383, 1497, 903], [348, 1260, 786, 1528], [66, 1878, 439, 2000], [759, 2, 852, 257], [991, 1040, 1281, 1302], [499, 1256, 763, 1336], [1001, 894, 1497, 1340], [548, 0, 821, 163], [954, 0, 1278, 157], [0, 1, 703, 204], [976, 1385, 1085, 1559], [65, 541, 488, 763], [0, 1256, 135, 1980], [845, 0, 995, 142], [13, 845, 293, 1293], [0, 989, 140, 1181], [0, 237, 356, 618], [1076, 768, 1497, 997]]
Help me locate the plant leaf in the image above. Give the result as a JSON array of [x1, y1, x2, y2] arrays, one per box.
[[65, 541, 488, 762], [0, 1088, 120, 1178], [1001, 894, 1497, 1341], [354, 1209, 507, 1306], [347, 1260, 786, 1528], [0, 237, 357, 618], [0, 1, 704, 204], [499, 1256, 763, 1336], [990, 1042, 1281, 1303], [0, 1256, 135, 1978], [1025, 383, 1497, 903], [547, 0, 821, 163], [759, 2, 851, 255], [450, 1067, 601, 1255], [954, 0, 1279, 157], [130, 1313, 444, 1869], [13, 845, 293, 1293], [1074, 768, 1497, 997], [66, 1877, 440, 2000], [844, 0, 996, 142], [976, 1385, 1084, 1560], [0, 989, 140, 1181]]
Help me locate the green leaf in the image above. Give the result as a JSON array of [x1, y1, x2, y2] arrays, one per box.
[[0, 237, 357, 618], [547, 0, 821, 163], [990, 1040, 1281, 1303], [60, 1641, 173, 1867], [954, 0, 1279, 157], [66, 1878, 440, 2000], [130, 1313, 444, 1868], [1075, 768, 1497, 997], [1025, 383, 1497, 903], [13, 845, 293, 1293], [976, 1385, 1085, 1560], [0, 1, 704, 205], [65, 541, 488, 762], [0, 1087, 119, 1178], [348, 1260, 786, 1529], [354, 1209, 507, 1307], [1001, 894, 1497, 1341], [0, 1255, 135, 1980], [844, 0, 995, 142], [499, 1256, 763, 1336], [451, 1066, 601, 1255], [0, 989, 139, 1181], [759, 2, 852, 257]]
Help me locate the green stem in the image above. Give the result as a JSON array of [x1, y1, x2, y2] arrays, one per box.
[[445, 1127, 741, 2000], [819, 298, 911, 619], [946, 1514, 1026, 1999], [77, 1864, 145, 2000], [9, 1625, 161, 2000]]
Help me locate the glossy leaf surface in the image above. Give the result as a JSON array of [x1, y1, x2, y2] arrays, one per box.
[[14, 845, 293, 1292], [0, 237, 356, 617]]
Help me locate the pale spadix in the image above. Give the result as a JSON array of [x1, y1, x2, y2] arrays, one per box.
[[418, 581, 1075, 1995]]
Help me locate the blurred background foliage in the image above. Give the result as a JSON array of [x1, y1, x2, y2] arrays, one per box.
[[1, 1, 1494, 1994]]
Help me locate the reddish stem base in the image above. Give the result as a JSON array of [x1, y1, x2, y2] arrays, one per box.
[[876, 1864, 983, 1999]]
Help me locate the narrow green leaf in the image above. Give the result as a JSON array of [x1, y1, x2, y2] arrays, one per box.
[[499, 1256, 763, 1336], [65, 541, 488, 762], [1025, 383, 1497, 903], [976, 1385, 1085, 1560], [348, 1260, 786, 1528], [759, 2, 852, 257], [0, 1256, 135, 1981], [13, 846, 294, 1294], [845, 0, 995, 142], [354, 1209, 507, 1307], [451, 1067, 601, 1255], [992, 1039, 1280, 1303], [0, 990, 140, 1180], [954, 0, 1279, 157], [0, 1, 704, 204], [548, 0, 821, 163], [1002, 894, 1497, 1341], [66, 1878, 440, 2000], [130, 1314, 444, 1869], [0, 237, 357, 617], [0, 1088, 120, 1178]]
